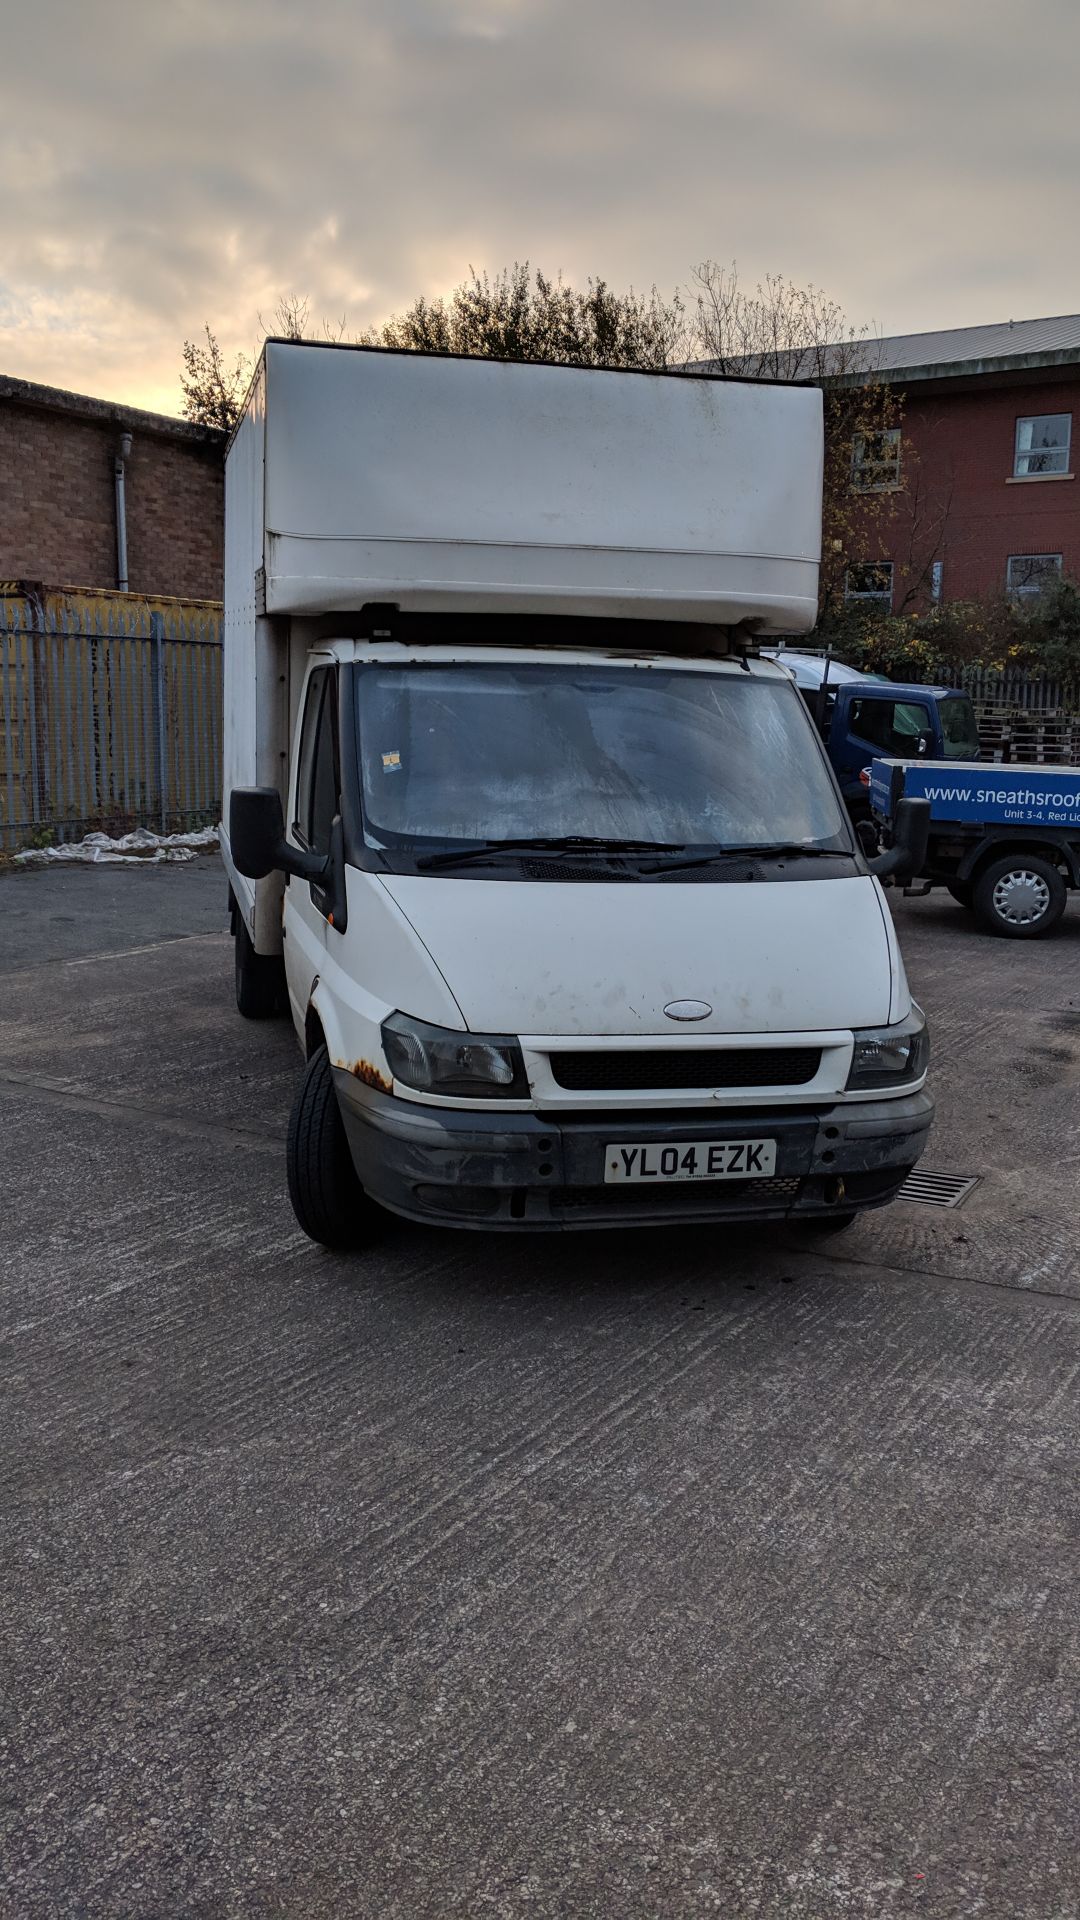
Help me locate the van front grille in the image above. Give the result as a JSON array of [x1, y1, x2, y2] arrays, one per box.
[[552, 1177, 804, 1213], [547, 1048, 821, 1092]]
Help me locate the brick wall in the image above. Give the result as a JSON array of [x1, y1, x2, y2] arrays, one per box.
[[864, 375, 1080, 610], [0, 388, 224, 600]]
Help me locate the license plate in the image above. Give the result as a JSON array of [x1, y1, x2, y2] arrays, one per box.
[[604, 1139, 777, 1183]]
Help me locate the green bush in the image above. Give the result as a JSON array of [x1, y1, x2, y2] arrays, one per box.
[[815, 577, 1080, 683]]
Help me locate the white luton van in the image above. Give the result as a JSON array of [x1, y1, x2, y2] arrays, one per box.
[[222, 341, 932, 1247]]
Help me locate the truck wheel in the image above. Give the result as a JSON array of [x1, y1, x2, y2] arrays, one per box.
[[946, 880, 974, 910], [234, 918, 286, 1019], [972, 855, 1066, 938], [286, 1045, 381, 1250]]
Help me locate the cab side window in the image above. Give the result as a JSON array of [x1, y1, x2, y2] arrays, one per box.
[[309, 684, 339, 852], [850, 696, 933, 757], [295, 667, 339, 853]]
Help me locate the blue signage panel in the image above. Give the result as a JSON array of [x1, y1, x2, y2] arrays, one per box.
[[872, 758, 1080, 829], [868, 762, 895, 818]]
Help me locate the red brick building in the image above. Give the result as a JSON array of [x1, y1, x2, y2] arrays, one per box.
[[0, 375, 225, 601], [835, 314, 1080, 613]]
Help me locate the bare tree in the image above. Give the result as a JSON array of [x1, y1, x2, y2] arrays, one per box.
[[687, 260, 873, 379], [892, 444, 956, 614], [818, 383, 907, 616], [179, 325, 251, 432], [262, 294, 310, 341], [256, 295, 350, 343], [181, 297, 352, 428]]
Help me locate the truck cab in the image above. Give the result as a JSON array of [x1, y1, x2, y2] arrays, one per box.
[[765, 650, 981, 812]]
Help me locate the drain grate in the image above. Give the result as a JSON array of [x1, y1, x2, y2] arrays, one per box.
[[898, 1168, 980, 1210]]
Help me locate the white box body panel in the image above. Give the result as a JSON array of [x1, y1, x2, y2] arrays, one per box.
[[256, 344, 822, 631], [222, 356, 265, 815]]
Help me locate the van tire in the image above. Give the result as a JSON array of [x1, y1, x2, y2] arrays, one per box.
[[286, 1045, 380, 1250], [946, 880, 974, 910], [972, 854, 1066, 938], [234, 918, 286, 1019]]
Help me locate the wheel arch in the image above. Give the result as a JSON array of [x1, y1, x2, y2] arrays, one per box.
[[302, 980, 366, 1077], [304, 1003, 325, 1059], [959, 836, 1079, 887]]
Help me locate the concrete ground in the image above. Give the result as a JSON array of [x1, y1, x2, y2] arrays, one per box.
[[2, 860, 1079, 1920]]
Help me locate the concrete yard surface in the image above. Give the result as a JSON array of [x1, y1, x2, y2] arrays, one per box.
[[2, 861, 1079, 1919]]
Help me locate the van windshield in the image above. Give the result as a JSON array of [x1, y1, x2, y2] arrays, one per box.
[[355, 662, 851, 866]]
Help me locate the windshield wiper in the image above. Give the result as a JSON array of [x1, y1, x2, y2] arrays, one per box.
[[639, 843, 847, 876], [415, 835, 685, 872]]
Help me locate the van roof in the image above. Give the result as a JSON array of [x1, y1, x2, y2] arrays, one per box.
[[763, 650, 884, 689]]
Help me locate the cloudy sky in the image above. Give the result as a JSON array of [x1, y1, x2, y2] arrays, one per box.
[[3, 0, 1078, 414]]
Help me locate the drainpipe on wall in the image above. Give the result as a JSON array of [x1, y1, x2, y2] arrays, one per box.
[[114, 430, 133, 591]]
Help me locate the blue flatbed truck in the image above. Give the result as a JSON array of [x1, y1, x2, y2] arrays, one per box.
[[870, 757, 1080, 937]]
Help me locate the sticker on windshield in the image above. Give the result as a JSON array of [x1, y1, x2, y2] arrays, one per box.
[[381, 751, 402, 773]]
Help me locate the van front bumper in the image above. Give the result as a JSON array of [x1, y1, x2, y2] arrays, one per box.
[[334, 1074, 934, 1232]]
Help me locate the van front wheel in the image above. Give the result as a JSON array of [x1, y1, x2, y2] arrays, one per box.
[[286, 1045, 381, 1250]]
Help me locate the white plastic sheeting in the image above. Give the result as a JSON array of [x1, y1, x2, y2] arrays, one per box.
[[14, 827, 219, 868]]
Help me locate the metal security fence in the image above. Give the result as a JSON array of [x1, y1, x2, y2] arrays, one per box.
[[0, 591, 222, 852], [959, 667, 1080, 712]]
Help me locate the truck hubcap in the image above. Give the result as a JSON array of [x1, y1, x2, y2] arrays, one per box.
[[993, 869, 1050, 925]]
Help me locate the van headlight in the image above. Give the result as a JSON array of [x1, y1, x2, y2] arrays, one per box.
[[846, 1004, 929, 1090], [381, 1012, 529, 1099]]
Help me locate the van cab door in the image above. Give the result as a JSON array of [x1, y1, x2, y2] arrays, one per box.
[[831, 688, 937, 803], [283, 661, 342, 1027]]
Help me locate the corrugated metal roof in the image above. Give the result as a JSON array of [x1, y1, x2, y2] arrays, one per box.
[[683, 312, 1080, 383], [858, 313, 1080, 374]]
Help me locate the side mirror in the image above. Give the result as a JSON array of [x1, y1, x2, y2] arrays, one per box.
[[229, 787, 328, 884], [868, 797, 930, 884], [855, 818, 879, 859]]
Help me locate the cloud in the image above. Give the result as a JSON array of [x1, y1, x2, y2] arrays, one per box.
[[2, 0, 1079, 410]]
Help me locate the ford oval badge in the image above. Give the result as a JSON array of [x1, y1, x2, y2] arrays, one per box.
[[664, 1000, 712, 1022]]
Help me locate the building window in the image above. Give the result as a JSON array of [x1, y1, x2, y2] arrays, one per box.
[[851, 428, 901, 491], [930, 559, 943, 604], [1006, 553, 1063, 597], [1014, 414, 1071, 477], [845, 562, 893, 607]]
